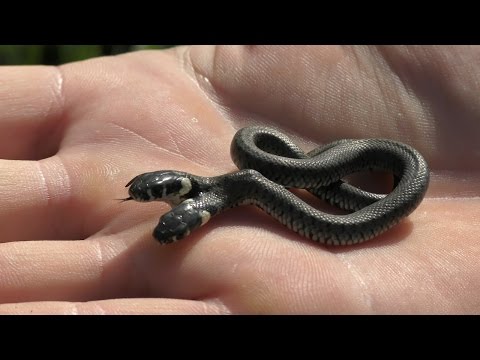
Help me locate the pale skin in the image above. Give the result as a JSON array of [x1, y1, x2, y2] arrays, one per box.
[[0, 45, 479, 314]]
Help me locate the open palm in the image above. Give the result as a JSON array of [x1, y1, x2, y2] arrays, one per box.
[[0, 45, 478, 314]]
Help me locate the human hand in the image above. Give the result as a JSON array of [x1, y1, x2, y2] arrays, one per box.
[[0, 45, 478, 314]]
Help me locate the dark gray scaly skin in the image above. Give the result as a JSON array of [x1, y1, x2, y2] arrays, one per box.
[[124, 126, 430, 245]]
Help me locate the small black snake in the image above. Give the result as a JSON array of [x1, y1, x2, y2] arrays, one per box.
[[122, 126, 430, 245]]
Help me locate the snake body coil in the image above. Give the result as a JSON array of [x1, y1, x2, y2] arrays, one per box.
[[124, 126, 430, 245]]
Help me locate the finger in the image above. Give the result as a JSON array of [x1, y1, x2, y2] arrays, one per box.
[[0, 203, 417, 313], [0, 143, 217, 243], [0, 158, 76, 242], [0, 216, 221, 305], [0, 217, 347, 311], [0, 66, 64, 160], [188, 45, 430, 141], [1, 198, 477, 313], [0, 298, 229, 315], [0, 154, 111, 242], [187, 45, 480, 171], [0, 239, 110, 303], [0, 219, 188, 304]]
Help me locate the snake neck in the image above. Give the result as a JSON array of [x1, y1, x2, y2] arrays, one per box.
[[208, 169, 267, 206]]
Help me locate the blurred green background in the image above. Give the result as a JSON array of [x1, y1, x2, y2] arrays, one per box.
[[0, 45, 174, 65]]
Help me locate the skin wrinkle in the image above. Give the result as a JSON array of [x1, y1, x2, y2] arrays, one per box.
[[187, 47, 336, 145], [202, 229, 354, 313], [180, 237, 243, 304], [291, 250, 354, 313], [191, 286, 229, 311], [109, 112, 228, 174], [165, 125, 182, 157], [185, 47, 269, 135], [211, 45, 222, 92], [70, 302, 80, 315], [0, 299, 233, 314], [329, 61, 345, 134], [199, 45, 476, 168], [334, 253, 373, 312], [34, 161, 50, 203], [299, 97, 309, 130], [48, 66, 66, 128], [184, 262, 237, 312], [48, 153, 76, 239], [184, 46, 235, 110], [428, 196, 480, 200], [176, 232, 263, 312], [51, 66, 67, 155], [359, 199, 479, 313], [32, 66, 67, 159], [213, 238, 262, 307], [200, 298, 231, 315], [364, 47, 392, 123], [336, 48, 427, 146], [87, 234, 136, 300], [90, 238, 106, 300], [341, 48, 376, 136], [34, 160, 54, 237], [287, 54, 318, 132], [421, 247, 467, 310], [291, 53, 321, 132], [1, 158, 80, 242], [0, 66, 65, 160], [193, 47, 257, 108], [157, 234, 235, 301], [87, 301, 107, 315], [122, 234, 158, 298], [414, 248, 460, 312], [64, 151, 124, 240], [374, 46, 435, 148], [291, 244, 351, 313], [90, 234, 147, 301], [373, 51, 410, 141], [363, 49, 391, 137], [110, 123, 199, 170], [176, 46, 226, 114], [375, 46, 480, 170], [375, 46, 415, 101], [85, 298, 228, 315]]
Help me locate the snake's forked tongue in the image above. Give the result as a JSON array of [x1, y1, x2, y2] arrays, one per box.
[[116, 197, 133, 203]]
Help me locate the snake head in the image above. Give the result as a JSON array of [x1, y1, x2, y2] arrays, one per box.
[[124, 170, 196, 206], [153, 199, 211, 244]]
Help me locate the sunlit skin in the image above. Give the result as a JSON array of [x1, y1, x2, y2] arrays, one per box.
[[0, 46, 479, 314]]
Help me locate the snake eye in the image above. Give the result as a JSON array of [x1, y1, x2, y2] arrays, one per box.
[[126, 171, 194, 204]]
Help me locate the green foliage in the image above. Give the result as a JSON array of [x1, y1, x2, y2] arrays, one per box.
[[0, 45, 174, 65], [0, 45, 45, 65]]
